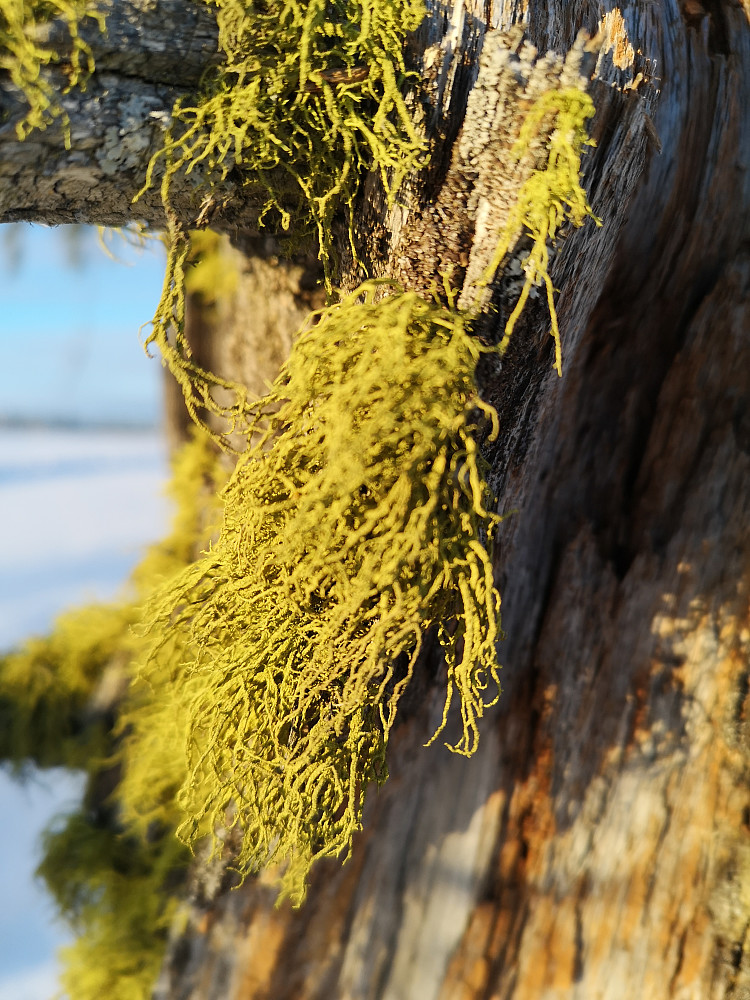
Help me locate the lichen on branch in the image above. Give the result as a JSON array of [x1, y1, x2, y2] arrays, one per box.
[[0, 0, 103, 141], [141, 0, 427, 267]]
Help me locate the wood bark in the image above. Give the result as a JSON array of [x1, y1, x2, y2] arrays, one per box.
[[4, 0, 750, 997], [0, 0, 268, 233]]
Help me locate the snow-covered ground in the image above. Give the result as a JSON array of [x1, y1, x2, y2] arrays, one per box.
[[0, 427, 169, 645], [0, 435, 170, 1000]]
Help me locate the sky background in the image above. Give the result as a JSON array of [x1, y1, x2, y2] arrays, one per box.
[[1, 225, 165, 427], [0, 223, 171, 1000]]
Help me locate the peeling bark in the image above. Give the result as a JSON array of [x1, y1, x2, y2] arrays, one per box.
[[4, 0, 750, 997]]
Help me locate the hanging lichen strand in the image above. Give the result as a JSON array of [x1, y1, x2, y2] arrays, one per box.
[[140, 0, 428, 442], [140, 283, 502, 904], [482, 86, 600, 375], [0, 0, 102, 141]]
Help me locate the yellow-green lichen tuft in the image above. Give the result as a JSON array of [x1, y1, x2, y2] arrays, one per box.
[[139, 281, 503, 905], [142, 0, 429, 442], [0, 0, 103, 142], [0, 602, 130, 772], [38, 811, 188, 1000], [142, 0, 427, 267], [143, 225, 256, 449], [482, 87, 600, 375]]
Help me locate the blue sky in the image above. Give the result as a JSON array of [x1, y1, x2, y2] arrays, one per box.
[[0, 224, 166, 426], [0, 223, 172, 1000]]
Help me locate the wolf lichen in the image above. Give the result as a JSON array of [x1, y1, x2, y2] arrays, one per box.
[[143, 0, 426, 261], [139, 281, 502, 903], [0, 0, 102, 141], [142, 0, 428, 441], [37, 810, 188, 1000], [5, 0, 601, 927], [482, 87, 600, 375], [0, 602, 130, 771]]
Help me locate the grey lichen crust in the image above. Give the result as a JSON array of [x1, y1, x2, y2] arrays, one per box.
[[387, 28, 600, 305], [458, 30, 599, 306]]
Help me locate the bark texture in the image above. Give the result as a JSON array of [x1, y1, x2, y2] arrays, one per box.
[[5, 0, 750, 997], [0, 0, 268, 233]]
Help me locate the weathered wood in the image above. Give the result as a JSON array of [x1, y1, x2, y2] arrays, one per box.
[[0, 0, 268, 233]]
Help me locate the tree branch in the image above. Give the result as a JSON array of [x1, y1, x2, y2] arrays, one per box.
[[0, 0, 266, 233]]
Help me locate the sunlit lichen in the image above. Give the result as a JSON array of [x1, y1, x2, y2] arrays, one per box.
[[141, 0, 427, 266], [142, 0, 429, 443], [0, 0, 103, 142], [139, 281, 503, 904], [3, 0, 601, 943], [38, 811, 188, 1000], [481, 87, 600, 375], [0, 602, 129, 772]]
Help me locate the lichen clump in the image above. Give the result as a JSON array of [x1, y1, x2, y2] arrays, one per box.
[[142, 0, 429, 441], [146, 0, 427, 257], [2, 0, 601, 946], [0, 0, 102, 141], [38, 810, 188, 1000], [139, 282, 502, 903]]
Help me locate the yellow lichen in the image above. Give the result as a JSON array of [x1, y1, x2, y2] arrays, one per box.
[[480, 87, 600, 375], [0, 0, 103, 142], [4, 0, 601, 948], [139, 281, 503, 904], [141, 0, 429, 443], [37, 811, 188, 1000], [141, 0, 427, 268], [0, 602, 130, 772]]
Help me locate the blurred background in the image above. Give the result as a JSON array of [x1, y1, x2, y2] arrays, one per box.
[[0, 223, 169, 1000]]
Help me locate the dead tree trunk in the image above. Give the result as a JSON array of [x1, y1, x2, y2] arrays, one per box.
[[3, 0, 750, 997], [152, 5, 750, 1000]]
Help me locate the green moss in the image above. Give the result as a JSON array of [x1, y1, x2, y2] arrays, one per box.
[[139, 282, 502, 904], [480, 87, 600, 375], [0, 0, 103, 142]]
